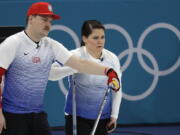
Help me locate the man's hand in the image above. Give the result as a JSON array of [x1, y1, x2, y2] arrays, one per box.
[[0, 109, 6, 134], [106, 117, 117, 133], [105, 68, 120, 92]]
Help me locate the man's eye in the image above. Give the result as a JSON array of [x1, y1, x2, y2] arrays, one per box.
[[43, 18, 48, 22]]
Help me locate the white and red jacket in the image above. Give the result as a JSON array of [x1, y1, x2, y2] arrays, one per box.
[[0, 31, 72, 113]]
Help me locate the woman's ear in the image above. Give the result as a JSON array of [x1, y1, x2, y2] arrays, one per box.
[[82, 36, 87, 44]]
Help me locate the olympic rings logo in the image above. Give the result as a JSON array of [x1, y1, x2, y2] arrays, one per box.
[[50, 22, 180, 101]]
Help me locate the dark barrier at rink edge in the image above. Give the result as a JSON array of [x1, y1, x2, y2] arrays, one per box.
[[0, 26, 24, 43]]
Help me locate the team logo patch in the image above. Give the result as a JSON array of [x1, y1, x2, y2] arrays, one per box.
[[48, 5, 53, 12], [32, 57, 41, 63]]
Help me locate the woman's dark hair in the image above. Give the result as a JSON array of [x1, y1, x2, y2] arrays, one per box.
[[81, 20, 105, 46]]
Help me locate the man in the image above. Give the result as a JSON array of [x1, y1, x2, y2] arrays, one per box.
[[0, 2, 120, 135]]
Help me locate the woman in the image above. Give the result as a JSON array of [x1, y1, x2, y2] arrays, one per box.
[[49, 20, 122, 135]]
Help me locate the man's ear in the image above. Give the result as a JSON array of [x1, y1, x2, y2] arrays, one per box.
[[28, 15, 36, 23]]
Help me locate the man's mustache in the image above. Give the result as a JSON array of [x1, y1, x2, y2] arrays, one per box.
[[44, 26, 50, 31]]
